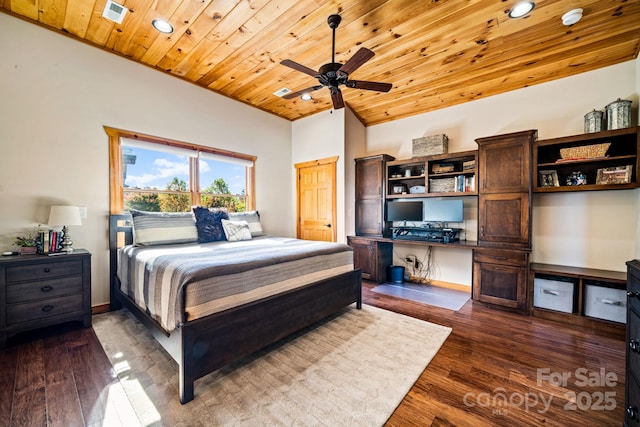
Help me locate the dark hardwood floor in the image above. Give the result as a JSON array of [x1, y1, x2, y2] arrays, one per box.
[[0, 280, 625, 426]]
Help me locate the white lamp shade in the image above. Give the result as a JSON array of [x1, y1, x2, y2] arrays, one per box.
[[48, 206, 82, 226]]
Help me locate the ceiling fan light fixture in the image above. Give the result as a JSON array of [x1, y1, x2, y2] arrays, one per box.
[[152, 19, 173, 34], [508, 1, 535, 19], [562, 8, 583, 26]]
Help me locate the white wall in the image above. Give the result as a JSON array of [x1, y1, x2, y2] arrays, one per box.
[[0, 14, 292, 306], [291, 108, 347, 242], [344, 106, 367, 237], [367, 60, 639, 282]]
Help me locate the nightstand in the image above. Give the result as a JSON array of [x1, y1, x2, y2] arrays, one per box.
[[0, 249, 91, 348]]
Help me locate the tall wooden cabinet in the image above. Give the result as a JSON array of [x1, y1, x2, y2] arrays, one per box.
[[355, 154, 394, 236], [473, 130, 537, 310], [627, 259, 640, 426]]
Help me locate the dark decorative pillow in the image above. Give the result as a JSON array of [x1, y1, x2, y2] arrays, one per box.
[[192, 207, 229, 242]]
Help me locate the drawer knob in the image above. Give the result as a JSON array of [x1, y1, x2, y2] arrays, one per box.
[[42, 304, 54, 313], [491, 256, 508, 261], [628, 291, 640, 298], [628, 405, 639, 420], [630, 339, 640, 353], [41, 285, 53, 293], [43, 268, 51, 273]]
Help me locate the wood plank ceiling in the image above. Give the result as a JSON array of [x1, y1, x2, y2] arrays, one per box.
[[2, 0, 639, 126]]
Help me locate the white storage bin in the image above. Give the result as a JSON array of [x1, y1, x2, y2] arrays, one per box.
[[584, 285, 626, 323], [533, 278, 575, 313]]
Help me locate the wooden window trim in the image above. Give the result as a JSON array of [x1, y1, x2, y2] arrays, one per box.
[[106, 126, 256, 214]]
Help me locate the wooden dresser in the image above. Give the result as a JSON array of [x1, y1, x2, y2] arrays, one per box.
[[0, 249, 91, 348], [626, 259, 640, 426]]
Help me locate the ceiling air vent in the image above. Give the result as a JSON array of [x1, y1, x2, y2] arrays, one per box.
[[273, 88, 292, 97], [102, 0, 128, 24]]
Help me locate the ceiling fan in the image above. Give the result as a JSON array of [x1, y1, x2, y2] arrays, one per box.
[[280, 14, 392, 110]]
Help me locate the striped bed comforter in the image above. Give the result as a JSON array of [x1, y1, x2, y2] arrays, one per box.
[[117, 236, 354, 332]]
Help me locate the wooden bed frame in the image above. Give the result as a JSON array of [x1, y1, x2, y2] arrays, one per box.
[[109, 213, 362, 404]]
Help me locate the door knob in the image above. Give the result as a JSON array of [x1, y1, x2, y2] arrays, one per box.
[[324, 224, 332, 228]]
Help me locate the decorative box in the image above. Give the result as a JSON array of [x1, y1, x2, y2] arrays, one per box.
[[429, 177, 455, 193], [584, 284, 626, 323], [412, 134, 448, 157], [533, 277, 575, 313]]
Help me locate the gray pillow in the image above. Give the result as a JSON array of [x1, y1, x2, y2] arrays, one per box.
[[130, 210, 198, 246]]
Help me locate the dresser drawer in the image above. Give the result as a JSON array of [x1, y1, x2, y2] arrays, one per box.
[[629, 307, 640, 380], [6, 275, 83, 304], [7, 293, 83, 325], [474, 248, 528, 267], [629, 264, 640, 313], [6, 260, 83, 283]]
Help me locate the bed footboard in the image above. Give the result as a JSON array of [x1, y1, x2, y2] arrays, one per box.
[[179, 268, 361, 403]]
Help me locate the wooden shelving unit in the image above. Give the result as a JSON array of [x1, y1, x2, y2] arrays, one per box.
[[529, 263, 626, 335], [386, 150, 477, 199], [534, 127, 639, 192]]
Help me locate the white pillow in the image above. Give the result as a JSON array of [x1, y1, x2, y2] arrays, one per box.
[[221, 219, 252, 241], [227, 211, 265, 237]]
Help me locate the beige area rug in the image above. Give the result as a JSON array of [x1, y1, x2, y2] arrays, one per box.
[[93, 305, 451, 426]]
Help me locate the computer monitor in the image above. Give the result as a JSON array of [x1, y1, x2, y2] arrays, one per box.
[[422, 198, 464, 223], [386, 201, 423, 222]]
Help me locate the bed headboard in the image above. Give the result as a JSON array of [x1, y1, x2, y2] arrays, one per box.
[[109, 213, 133, 310]]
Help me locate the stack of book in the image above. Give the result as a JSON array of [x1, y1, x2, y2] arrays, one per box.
[[37, 230, 63, 254]]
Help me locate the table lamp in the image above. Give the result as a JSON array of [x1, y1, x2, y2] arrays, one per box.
[[48, 206, 82, 253]]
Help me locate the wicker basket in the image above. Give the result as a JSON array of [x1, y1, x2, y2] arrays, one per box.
[[559, 142, 610, 160]]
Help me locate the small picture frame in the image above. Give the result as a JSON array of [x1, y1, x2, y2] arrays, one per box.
[[539, 170, 559, 187], [596, 165, 633, 185]]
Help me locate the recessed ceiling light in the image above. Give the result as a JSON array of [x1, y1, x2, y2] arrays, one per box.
[[562, 8, 583, 26], [301, 93, 312, 101], [508, 1, 535, 19], [152, 19, 173, 34]]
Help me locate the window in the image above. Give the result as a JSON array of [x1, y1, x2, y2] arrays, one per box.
[[107, 127, 255, 214]]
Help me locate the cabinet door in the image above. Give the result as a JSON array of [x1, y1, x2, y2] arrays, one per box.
[[348, 237, 375, 280], [478, 193, 530, 247], [473, 259, 527, 309], [356, 199, 383, 236], [477, 131, 534, 194], [356, 158, 384, 199]]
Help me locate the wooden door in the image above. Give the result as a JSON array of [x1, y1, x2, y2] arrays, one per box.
[[295, 157, 337, 242], [478, 193, 530, 247], [355, 154, 394, 236], [477, 130, 535, 194]]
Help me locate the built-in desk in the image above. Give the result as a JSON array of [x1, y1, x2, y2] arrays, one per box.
[[346, 235, 476, 283]]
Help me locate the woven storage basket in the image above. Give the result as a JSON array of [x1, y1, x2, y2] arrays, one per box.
[[559, 142, 610, 160]]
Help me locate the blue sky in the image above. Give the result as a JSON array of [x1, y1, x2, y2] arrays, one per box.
[[123, 147, 246, 194]]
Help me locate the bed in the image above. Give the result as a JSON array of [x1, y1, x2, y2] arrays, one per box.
[[108, 212, 362, 404]]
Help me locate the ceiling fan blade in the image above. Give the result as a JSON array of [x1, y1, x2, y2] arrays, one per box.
[[346, 80, 392, 92], [280, 59, 319, 77], [282, 85, 324, 99], [330, 88, 345, 109], [338, 47, 375, 75]]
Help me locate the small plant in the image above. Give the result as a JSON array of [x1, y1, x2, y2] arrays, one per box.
[[13, 227, 39, 247]]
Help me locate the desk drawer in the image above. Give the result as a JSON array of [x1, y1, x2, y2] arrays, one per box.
[[6, 260, 83, 283], [474, 248, 528, 267], [7, 275, 83, 304], [7, 293, 83, 325]]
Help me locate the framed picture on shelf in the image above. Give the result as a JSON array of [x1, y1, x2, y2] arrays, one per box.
[[596, 165, 633, 185], [538, 170, 559, 187]]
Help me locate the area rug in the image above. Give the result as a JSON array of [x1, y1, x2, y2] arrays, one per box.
[[93, 305, 451, 426], [372, 283, 470, 311]]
